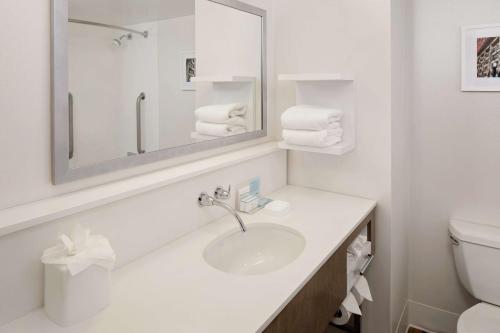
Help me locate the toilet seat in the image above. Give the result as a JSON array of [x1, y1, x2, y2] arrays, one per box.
[[457, 303, 500, 333]]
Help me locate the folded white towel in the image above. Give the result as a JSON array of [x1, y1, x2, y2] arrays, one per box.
[[196, 121, 246, 137], [328, 121, 342, 130], [195, 103, 246, 123], [326, 127, 344, 137], [282, 129, 342, 147], [281, 105, 343, 131], [219, 116, 247, 127]]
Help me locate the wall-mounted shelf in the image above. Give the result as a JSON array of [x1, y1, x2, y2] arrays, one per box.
[[278, 73, 356, 156], [278, 141, 355, 155], [192, 76, 255, 83], [194, 75, 258, 131], [278, 73, 355, 82]]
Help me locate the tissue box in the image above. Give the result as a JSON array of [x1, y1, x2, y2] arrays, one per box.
[[44, 264, 111, 327]]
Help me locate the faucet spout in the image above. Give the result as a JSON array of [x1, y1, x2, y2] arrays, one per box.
[[213, 200, 247, 232], [198, 192, 247, 232]]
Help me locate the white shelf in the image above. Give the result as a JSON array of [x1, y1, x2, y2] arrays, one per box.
[[278, 141, 355, 155], [278, 73, 354, 82], [192, 76, 255, 83], [279, 72, 357, 156]]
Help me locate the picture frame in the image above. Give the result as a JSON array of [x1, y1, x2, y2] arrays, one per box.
[[462, 24, 500, 91], [180, 51, 196, 91]]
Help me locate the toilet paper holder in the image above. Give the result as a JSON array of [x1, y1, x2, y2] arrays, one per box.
[[359, 254, 374, 276]]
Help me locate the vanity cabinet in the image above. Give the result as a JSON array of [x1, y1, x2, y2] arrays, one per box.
[[263, 209, 375, 333]]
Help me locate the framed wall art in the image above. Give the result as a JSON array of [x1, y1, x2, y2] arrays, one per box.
[[462, 24, 500, 91]]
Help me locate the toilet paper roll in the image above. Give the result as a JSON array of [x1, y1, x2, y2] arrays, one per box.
[[332, 305, 351, 326], [332, 292, 362, 325]]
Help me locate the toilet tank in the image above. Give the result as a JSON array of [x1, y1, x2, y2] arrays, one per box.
[[450, 219, 500, 306]]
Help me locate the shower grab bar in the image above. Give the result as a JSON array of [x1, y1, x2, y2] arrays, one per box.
[[68, 92, 74, 159], [69, 19, 148, 38], [136, 92, 146, 154]]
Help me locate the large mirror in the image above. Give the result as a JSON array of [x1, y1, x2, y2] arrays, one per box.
[[52, 0, 267, 183]]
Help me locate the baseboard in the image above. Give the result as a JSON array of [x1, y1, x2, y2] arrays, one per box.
[[407, 300, 460, 333], [395, 301, 408, 333]]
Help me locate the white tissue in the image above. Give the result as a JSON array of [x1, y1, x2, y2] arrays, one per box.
[[348, 236, 370, 258], [353, 288, 364, 305], [343, 292, 362, 315], [333, 260, 374, 326], [354, 276, 373, 302], [332, 306, 351, 326], [41, 225, 116, 276], [332, 292, 362, 325]]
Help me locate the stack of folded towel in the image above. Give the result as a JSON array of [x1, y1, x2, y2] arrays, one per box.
[[195, 103, 247, 137], [281, 105, 344, 147]]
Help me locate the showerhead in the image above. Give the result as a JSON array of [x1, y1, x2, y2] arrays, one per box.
[[112, 33, 132, 48]]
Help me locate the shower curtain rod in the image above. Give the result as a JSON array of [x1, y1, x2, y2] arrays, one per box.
[[68, 19, 149, 38]]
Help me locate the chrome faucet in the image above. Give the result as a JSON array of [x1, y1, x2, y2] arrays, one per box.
[[198, 186, 247, 232]]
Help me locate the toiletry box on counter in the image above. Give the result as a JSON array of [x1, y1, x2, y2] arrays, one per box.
[[0, 186, 376, 333]]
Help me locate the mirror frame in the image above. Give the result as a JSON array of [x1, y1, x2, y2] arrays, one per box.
[[51, 0, 267, 184]]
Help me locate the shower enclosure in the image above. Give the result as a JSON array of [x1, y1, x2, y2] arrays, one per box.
[[67, 15, 159, 168]]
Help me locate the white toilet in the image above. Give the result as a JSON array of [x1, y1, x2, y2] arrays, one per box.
[[449, 219, 500, 333]]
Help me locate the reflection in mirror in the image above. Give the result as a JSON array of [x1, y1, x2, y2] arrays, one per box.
[[67, 0, 263, 169]]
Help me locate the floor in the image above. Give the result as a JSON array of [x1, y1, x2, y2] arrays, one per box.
[[407, 327, 431, 333], [326, 324, 432, 333], [326, 325, 432, 333]]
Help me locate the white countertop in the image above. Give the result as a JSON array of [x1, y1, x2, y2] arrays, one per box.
[[0, 186, 376, 333]]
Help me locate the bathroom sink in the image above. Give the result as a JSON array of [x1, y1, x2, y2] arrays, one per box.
[[203, 223, 306, 275]]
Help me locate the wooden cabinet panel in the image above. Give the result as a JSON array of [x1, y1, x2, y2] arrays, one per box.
[[263, 210, 375, 333], [264, 244, 347, 333]]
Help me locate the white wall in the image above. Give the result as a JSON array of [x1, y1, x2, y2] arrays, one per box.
[[409, 0, 500, 330], [68, 24, 124, 167], [272, 0, 394, 332], [68, 22, 160, 168], [391, 0, 412, 332], [157, 15, 196, 149]]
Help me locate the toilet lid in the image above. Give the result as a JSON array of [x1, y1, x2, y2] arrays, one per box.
[[458, 303, 500, 333]]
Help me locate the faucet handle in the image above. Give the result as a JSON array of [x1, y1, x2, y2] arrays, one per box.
[[214, 185, 231, 200], [198, 192, 214, 206]]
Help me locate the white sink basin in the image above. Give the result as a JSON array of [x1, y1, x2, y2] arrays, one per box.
[[203, 223, 306, 275]]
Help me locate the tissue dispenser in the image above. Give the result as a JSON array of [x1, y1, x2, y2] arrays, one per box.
[[41, 226, 115, 327], [44, 264, 111, 326]]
